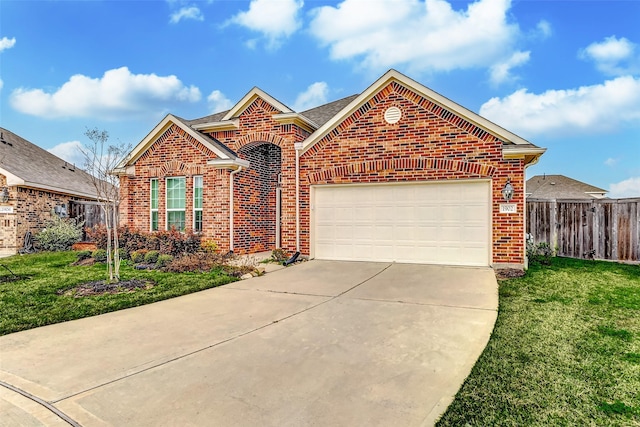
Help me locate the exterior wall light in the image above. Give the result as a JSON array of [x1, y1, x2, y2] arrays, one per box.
[[501, 178, 514, 202], [0, 187, 9, 203]]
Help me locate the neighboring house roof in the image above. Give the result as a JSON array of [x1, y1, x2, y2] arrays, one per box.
[[526, 175, 608, 199], [0, 128, 99, 199]]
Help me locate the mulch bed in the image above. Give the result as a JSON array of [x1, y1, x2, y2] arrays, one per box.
[[59, 278, 156, 297]]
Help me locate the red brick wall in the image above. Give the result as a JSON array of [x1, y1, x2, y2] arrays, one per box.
[[300, 81, 526, 266], [120, 99, 309, 255], [204, 98, 308, 254], [119, 124, 232, 250]]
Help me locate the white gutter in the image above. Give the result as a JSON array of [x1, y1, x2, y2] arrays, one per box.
[[294, 142, 303, 252], [229, 167, 243, 252]]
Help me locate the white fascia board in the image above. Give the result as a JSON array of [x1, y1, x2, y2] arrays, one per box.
[[274, 113, 319, 132], [192, 119, 239, 131], [0, 168, 25, 187], [301, 69, 536, 154], [21, 181, 99, 200], [207, 158, 250, 169], [116, 114, 232, 169], [502, 146, 547, 158], [222, 87, 293, 121]]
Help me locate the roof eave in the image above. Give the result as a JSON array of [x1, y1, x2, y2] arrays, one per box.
[[116, 114, 233, 169], [206, 158, 251, 169], [273, 113, 319, 133], [191, 119, 239, 132]]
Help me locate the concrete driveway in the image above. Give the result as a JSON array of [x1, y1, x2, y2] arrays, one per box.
[[0, 261, 497, 427]]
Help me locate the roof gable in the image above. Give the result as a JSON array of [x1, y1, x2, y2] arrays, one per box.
[[222, 87, 292, 120], [115, 114, 235, 172], [300, 70, 542, 159], [0, 128, 99, 199]]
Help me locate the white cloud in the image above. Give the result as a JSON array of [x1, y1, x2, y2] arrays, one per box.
[[604, 158, 618, 167], [292, 82, 329, 111], [489, 50, 530, 85], [0, 78, 3, 91], [207, 90, 233, 112], [10, 67, 201, 119], [0, 37, 16, 52], [609, 177, 640, 198], [479, 76, 640, 137], [48, 140, 87, 168], [169, 6, 204, 24], [534, 20, 552, 39], [580, 36, 639, 76], [309, 0, 524, 77], [230, 0, 303, 49]]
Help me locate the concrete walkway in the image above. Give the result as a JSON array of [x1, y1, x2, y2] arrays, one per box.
[[0, 261, 498, 427]]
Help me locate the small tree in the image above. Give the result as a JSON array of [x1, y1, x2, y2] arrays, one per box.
[[81, 128, 131, 283]]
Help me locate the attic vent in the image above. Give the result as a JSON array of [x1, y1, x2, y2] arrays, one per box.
[[384, 106, 402, 124]]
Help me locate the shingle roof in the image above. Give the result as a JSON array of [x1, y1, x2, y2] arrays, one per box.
[[526, 174, 607, 200], [0, 128, 99, 199], [300, 94, 360, 127]]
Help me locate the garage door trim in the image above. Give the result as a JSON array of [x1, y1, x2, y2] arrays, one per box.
[[310, 179, 492, 266]]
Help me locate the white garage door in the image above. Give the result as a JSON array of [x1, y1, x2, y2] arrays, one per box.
[[313, 181, 490, 266]]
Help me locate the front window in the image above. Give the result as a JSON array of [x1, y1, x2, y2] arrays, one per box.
[[193, 176, 203, 232], [150, 179, 158, 231], [166, 177, 185, 231]]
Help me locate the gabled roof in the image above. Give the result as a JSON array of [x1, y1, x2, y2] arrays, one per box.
[[0, 128, 99, 199], [114, 114, 238, 173], [526, 175, 607, 200], [300, 94, 360, 127], [222, 87, 293, 120], [299, 69, 545, 164]]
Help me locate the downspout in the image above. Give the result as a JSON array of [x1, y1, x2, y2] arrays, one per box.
[[294, 142, 303, 252], [229, 166, 243, 252]]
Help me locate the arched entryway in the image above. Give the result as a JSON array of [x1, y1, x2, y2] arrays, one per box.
[[234, 142, 282, 253]]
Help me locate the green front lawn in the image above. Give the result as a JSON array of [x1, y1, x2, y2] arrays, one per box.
[[0, 251, 237, 336], [437, 257, 640, 426]]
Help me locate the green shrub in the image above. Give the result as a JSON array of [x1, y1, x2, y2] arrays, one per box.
[[527, 241, 554, 266], [130, 249, 148, 264], [200, 238, 218, 254], [144, 250, 160, 264], [92, 249, 108, 263], [117, 247, 129, 260], [35, 216, 84, 252], [156, 254, 173, 268], [76, 250, 92, 261]]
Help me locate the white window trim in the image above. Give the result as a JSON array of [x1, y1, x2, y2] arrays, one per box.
[[165, 176, 186, 231], [193, 175, 203, 232], [150, 178, 158, 231]]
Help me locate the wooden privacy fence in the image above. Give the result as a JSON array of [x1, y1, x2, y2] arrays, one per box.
[[527, 198, 640, 262], [69, 200, 106, 241]]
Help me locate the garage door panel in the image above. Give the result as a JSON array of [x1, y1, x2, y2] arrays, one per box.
[[313, 181, 490, 266]]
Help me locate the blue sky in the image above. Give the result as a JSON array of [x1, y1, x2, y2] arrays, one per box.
[[1, 0, 639, 197]]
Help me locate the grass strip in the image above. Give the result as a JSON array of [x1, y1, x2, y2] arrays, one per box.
[[437, 257, 640, 426]]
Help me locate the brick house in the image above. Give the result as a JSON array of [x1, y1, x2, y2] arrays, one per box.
[[0, 128, 101, 255], [115, 70, 545, 269]]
